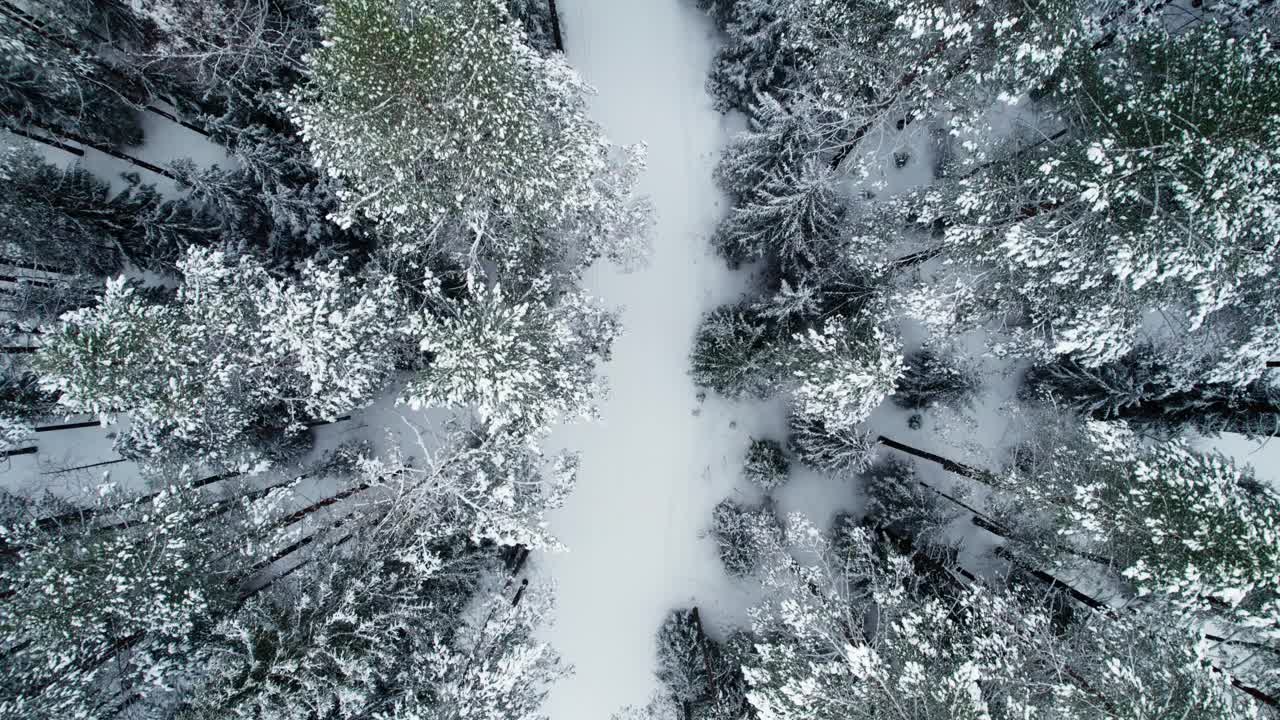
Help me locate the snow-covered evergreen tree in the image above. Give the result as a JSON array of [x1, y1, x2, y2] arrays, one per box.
[[0, 472, 287, 720], [181, 528, 562, 720], [182, 425, 568, 720], [0, 148, 221, 275], [404, 274, 618, 437], [35, 248, 404, 461], [787, 313, 902, 430], [1, 12, 143, 148], [742, 517, 1263, 720], [712, 157, 846, 268], [1027, 347, 1280, 438], [354, 422, 578, 551], [710, 499, 781, 577], [743, 438, 790, 491], [862, 455, 958, 541], [891, 348, 982, 412], [691, 303, 782, 400], [993, 421, 1280, 636], [291, 0, 648, 277], [787, 410, 877, 473], [913, 25, 1280, 381]]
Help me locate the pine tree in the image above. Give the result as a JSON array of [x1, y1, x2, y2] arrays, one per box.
[[741, 517, 1264, 720], [291, 0, 647, 276], [655, 609, 714, 706], [1026, 347, 1280, 438], [354, 422, 579, 551], [34, 249, 404, 462], [713, 95, 816, 203], [992, 420, 1280, 635], [403, 275, 619, 437], [912, 25, 1280, 382]]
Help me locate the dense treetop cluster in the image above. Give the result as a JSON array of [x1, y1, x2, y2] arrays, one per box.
[[682, 0, 1280, 716], [1, 1, 641, 717]]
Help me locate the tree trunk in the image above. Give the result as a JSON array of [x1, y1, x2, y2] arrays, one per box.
[[29, 121, 178, 181], [301, 415, 351, 428], [269, 482, 370, 531], [888, 245, 943, 270], [39, 456, 128, 475], [34, 419, 103, 432], [1, 445, 38, 458], [876, 435, 996, 485], [237, 531, 355, 605], [230, 512, 356, 587], [547, 0, 564, 52], [511, 578, 529, 606], [3, 125, 85, 156], [0, 256, 76, 276]]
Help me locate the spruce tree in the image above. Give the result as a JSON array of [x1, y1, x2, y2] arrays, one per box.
[[1027, 347, 1280, 438]]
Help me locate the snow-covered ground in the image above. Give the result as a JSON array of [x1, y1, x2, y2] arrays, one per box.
[[532, 1, 772, 716]]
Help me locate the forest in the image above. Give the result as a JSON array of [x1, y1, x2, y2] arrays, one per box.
[[1, 0, 1279, 718]]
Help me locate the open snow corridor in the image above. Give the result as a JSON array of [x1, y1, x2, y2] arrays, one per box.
[[535, 0, 767, 717]]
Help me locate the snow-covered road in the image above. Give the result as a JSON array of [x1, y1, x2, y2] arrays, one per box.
[[534, 1, 768, 717]]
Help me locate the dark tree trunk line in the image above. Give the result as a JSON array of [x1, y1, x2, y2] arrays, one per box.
[[34, 419, 103, 432], [236, 530, 355, 605], [300, 414, 352, 428], [27, 120, 178, 180], [875, 435, 996, 485], [3, 124, 85, 156], [39, 457, 128, 475], [1, 445, 38, 458], [547, 0, 564, 52], [993, 546, 1280, 709], [229, 512, 357, 588], [0, 256, 77, 276]]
